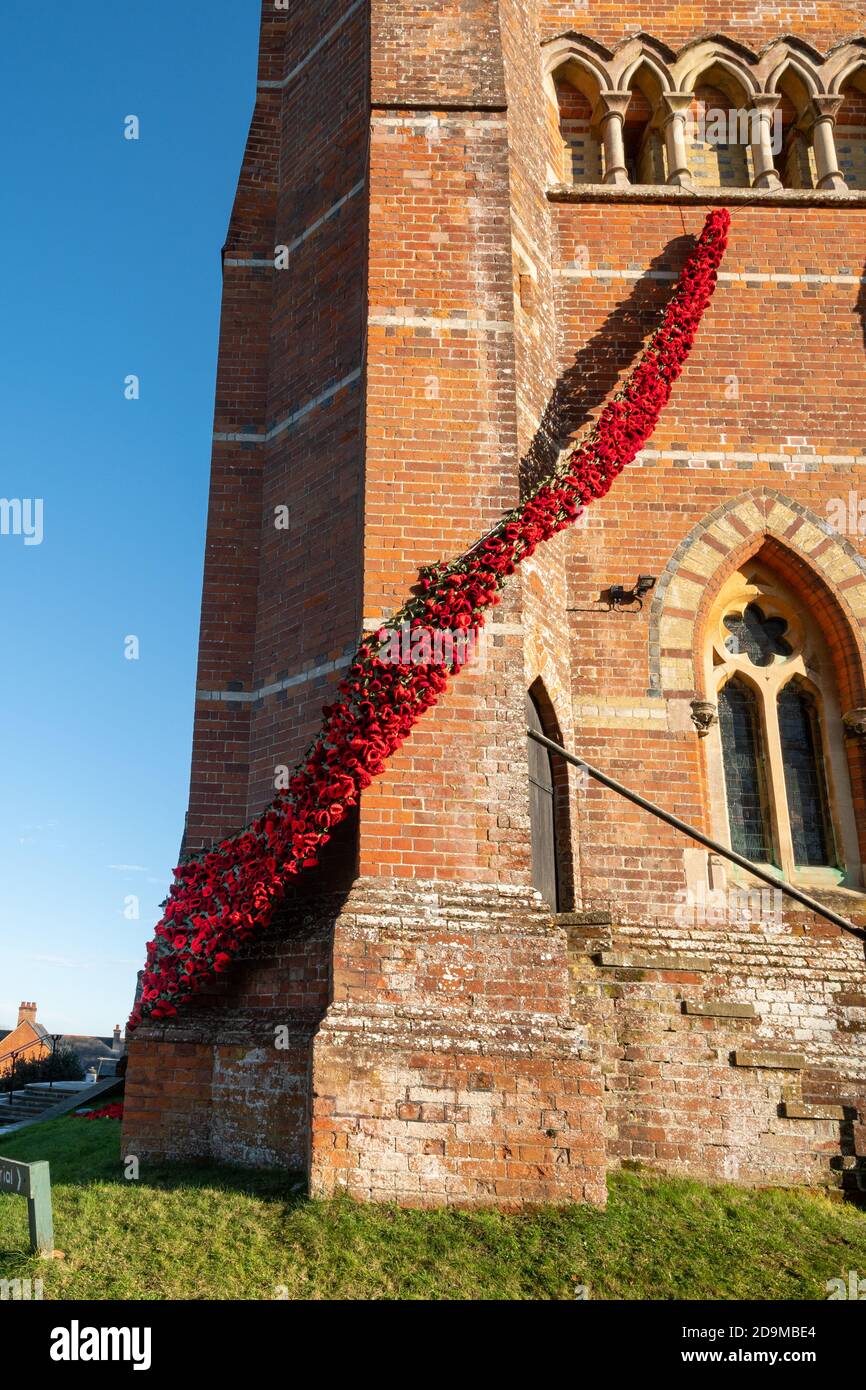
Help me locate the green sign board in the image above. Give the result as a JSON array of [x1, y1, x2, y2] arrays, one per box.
[[0, 1157, 54, 1255]]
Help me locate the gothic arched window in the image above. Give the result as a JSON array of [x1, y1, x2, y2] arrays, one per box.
[[772, 74, 817, 190], [703, 559, 856, 886]]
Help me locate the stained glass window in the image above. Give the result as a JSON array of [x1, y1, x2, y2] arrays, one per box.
[[718, 678, 774, 862], [778, 683, 834, 867], [724, 604, 792, 666]]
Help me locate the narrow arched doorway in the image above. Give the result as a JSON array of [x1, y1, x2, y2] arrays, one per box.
[[526, 691, 561, 909]]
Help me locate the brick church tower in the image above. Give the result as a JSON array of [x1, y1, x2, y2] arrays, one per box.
[[124, 2, 866, 1204]]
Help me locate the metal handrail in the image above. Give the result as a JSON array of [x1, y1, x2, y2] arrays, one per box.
[[527, 727, 866, 943], [2, 1035, 57, 1104]]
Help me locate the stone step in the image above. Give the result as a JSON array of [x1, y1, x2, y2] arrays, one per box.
[[0, 1078, 123, 1133], [732, 1049, 806, 1070], [842, 1164, 866, 1193], [0, 1108, 44, 1126], [0, 1096, 60, 1114], [781, 1101, 852, 1121], [684, 1000, 757, 1019], [1, 1084, 99, 1121], [595, 950, 714, 972], [830, 1155, 866, 1192], [560, 911, 613, 927]]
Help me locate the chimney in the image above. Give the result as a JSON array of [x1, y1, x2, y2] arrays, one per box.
[[112, 1025, 122, 1052], [17, 1001, 36, 1027]]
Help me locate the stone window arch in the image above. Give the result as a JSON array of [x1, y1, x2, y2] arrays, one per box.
[[684, 61, 757, 188], [621, 61, 667, 184], [551, 63, 603, 186], [542, 44, 608, 186], [770, 64, 819, 188], [834, 64, 866, 190], [649, 490, 866, 891], [703, 558, 858, 886]]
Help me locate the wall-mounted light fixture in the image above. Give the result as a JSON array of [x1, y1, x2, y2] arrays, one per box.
[[608, 575, 657, 610]]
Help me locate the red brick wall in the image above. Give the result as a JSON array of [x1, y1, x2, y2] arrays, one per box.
[[188, 0, 369, 854], [550, 202, 866, 917], [538, 3, 861, 49], [359, 99, 530, 883], [124, 1, 866, 1205]]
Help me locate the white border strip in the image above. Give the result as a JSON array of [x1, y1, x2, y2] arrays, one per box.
[[369, 312, 513, 333], [224, 179, 366, 270], [202, 617, 527, 704], [214, 368, 362, 443], [198, 654, 354, 704], [557, 267, 865, 286], [282, 179, 365, 256], [636, 447, 866, 467], [259, 0, 365, 90], [371, 114, 508, 131]]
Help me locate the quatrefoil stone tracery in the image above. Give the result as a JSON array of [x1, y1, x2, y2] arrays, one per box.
[[723, 603, 793, 666]]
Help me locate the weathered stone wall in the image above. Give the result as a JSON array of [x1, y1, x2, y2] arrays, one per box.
[[310, 880, 606, 1206], [125, 881, 608, 1207], [569, 912, 866, 1191], [123, 894, 334, 1169]]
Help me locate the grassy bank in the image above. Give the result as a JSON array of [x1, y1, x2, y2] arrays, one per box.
[[0, 1117, 863, 1300]]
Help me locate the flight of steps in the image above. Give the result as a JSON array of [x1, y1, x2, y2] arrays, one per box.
[[0, 1083, 89, 1130], [563, 910, 866, 1196]]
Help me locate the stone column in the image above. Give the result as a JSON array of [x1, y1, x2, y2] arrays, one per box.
[[660, 92, 693, 187], [809, 95, 847, 190], [750, 94, 783, 189], [595, 90, 631, 186]]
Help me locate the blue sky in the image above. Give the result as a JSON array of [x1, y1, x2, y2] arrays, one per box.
[[0, 2, 260, 1034]]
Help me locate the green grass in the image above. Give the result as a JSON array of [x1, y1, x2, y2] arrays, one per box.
[[0, 1117, 864, 1299]]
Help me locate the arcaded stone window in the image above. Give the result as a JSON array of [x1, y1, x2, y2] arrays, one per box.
[[552, 69, 602, 185], [622, 66, 667, 184], [835, 71, 866, 190], [703, 560, 860, 887], [686, 71, 756, 188], [773, 77, 817, 190]]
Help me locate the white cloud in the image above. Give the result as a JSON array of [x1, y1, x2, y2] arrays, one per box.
[[26, 954, 92, 971]]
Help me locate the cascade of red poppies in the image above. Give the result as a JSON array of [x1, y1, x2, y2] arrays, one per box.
[[128, 208, 730, 1031]]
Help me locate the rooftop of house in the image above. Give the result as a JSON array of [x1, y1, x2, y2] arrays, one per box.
[[0, 1008, 49, 1062], [0, 1004, 124, 1072]]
